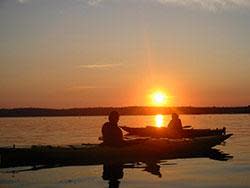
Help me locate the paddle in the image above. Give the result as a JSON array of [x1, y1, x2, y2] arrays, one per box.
[[99, 136, 148, 141], [183, 125, 192, 129]]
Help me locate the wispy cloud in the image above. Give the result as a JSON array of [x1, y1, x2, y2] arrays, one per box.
[[156, 0, 250, 11], [17, 0, 30, 4], [66, 85, 110, 92], [87, 0, 103, 6], [90, 0, 250, 11], [81, 0, 250, 10], [17, 0, 103, 5], [78, 63, 122, 69], [67, 85, 99, 90], [17, 0, 250, 10]]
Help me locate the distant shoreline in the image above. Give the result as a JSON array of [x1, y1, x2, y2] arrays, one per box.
[[0, 106, 249, 117]]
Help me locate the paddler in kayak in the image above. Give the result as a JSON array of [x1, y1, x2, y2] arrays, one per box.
[[168, 113, 183, 132], [102, 111, 124, 147]]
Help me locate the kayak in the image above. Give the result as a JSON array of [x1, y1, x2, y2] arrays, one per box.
[[0, 148, 232, 172], [121, 126, 226, 138], [0, 134, 232, 168]]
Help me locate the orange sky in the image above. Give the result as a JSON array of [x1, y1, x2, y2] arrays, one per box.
[[0, 0, 250, 108]]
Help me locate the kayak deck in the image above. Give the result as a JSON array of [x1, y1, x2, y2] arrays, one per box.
[[121, 126, 226, 138]]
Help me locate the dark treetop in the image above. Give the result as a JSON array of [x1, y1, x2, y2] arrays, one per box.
[[0, 106, 249, 117]]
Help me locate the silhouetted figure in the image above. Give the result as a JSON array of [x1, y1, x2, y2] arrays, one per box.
[[102, 163, 124, 188], [168, 113, 183, 131], [102, 111, 124, 147]]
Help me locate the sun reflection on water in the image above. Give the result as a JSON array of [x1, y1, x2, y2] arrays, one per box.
[[155, 114, 165, 128]]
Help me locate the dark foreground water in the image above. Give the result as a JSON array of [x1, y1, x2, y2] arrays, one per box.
[[0, 115, 249, 188]]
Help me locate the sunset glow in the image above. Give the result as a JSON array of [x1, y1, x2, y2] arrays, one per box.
[[0, 0, 249, 108], [151, 91, 167, 106]]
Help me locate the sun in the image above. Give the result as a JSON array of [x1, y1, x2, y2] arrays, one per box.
[[151, 91, 167, 106]]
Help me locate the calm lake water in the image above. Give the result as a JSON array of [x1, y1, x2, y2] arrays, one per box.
[[0, 114, 250, 188]]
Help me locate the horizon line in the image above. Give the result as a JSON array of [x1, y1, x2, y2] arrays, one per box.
[[1, 105, 250, 110]]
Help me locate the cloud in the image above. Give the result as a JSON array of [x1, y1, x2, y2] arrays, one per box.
[[78, 63, 122, 69], [17, 0, 30, 3], [82, 0, 250, 11], [87, 0, 103, 6], [82, 0, 250, 10], [17, 0, 250, 10], [17, 0, 103, 5], [16, 0, 250, 11], [67, 86, 99, 90], [66, 85, 110, 92], [156, 0, 250, 11]]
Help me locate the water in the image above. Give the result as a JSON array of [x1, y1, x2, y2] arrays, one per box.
[[0, 115, 250, 188]]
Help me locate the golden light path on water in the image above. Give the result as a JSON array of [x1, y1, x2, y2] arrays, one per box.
[[155, 114, 165, 127]]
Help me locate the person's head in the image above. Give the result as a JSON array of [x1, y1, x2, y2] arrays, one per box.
[[171, 113, 179, 120], [108, 111, 120, 124]]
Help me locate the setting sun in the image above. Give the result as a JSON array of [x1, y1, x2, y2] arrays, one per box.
[[151, 91, 167, 106]]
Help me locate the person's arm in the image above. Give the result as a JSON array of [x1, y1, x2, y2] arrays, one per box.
[[119, 127, 124, 140], [177, 119, 183, 130], [114, 127, 123, 141], [102, 123, 109, 143]]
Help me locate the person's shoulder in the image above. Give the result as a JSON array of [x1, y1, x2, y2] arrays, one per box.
[[102, 122, 110, 128], [168, 119, 174, 124]]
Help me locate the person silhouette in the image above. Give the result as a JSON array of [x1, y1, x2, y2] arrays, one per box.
[[168, 113, 183, 131], [102, 111, 124, 147]]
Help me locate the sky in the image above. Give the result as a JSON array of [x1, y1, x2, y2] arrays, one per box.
[[0, 0, 250, 108]]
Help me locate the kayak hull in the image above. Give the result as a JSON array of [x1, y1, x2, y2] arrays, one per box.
[[0, 134, 232, 168], [121, 126, 226, 138]]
